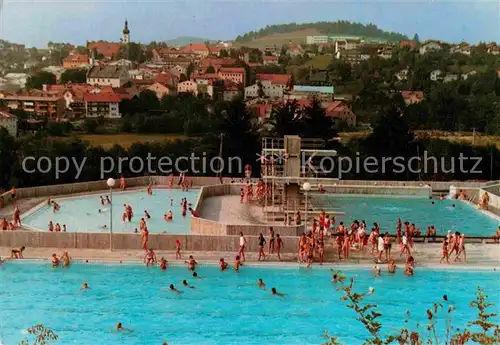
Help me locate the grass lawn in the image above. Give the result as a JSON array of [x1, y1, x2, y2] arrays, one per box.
[[233, 29, 321, 49], [340, 130, 500, 150], [305, 55, 333, 69], [78, 133, 188, 149]]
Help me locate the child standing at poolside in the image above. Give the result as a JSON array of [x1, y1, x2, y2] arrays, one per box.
[[440, 238, 450, 264], [141, 227, 149, 251], [258, 233, 266, 261], [175, 240, 182, 259], [276, 234, 283, 261], [238, 232, 247, 262]]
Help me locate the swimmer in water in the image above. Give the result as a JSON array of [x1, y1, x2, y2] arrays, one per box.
[[81, 282, 91, 290], [271, 287, 285, 297], [219, 258, 228, 271], [182, 280, 195, 289], [234, 255, 243, 272], [185, 255, 197, 271], [443, 294, 448, 301], [112, 322, 133, 333], [374, 265, 381, 276], [164, 210, 173, 221], [368, 287, 375, 295], [330, 270, 346, 283], [144, 210, 151, 219], [61, 250, 71, 268], [51, 253, 60, 267], [192, 272, 204, 279], [257, 278, 266, 289], [159, 257, 168, 270], [169, 284, 183, 294], [388, 260, 396, 273]]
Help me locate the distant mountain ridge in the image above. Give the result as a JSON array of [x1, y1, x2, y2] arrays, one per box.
[[164, 36, 215, 46], [235, 21, 408, 43]]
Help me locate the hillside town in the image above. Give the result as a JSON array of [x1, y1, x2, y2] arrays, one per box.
[[1, 19, 499, 138]]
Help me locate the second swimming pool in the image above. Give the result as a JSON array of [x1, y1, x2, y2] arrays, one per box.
[[311, 195, 499, 236], [22, 189, 200, 234]]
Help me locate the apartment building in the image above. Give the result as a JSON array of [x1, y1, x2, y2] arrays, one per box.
[[0, 110, 18, 137], [84, 93, 121, 118], [2, 93, 65, 119]]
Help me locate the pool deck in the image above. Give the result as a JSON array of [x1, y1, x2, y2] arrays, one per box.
[[2, 242, 498, 269]]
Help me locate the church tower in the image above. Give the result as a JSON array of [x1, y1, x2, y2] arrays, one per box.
[[121, 19, 130, 44]]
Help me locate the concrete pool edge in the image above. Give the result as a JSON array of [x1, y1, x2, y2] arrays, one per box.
[[3, 258, 499, 271]]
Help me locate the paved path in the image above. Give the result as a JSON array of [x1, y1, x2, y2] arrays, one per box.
[[2, 242, 498, 269]]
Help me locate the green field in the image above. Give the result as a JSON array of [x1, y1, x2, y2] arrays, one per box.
[[304, 55, 333, 69], [233, 29, 322, 49], [340, 131, 500, 150], [78, 134, 188, 149]]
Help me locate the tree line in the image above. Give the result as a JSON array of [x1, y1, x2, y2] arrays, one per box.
[[0, 93, 498, 190], [235, 21, 408, 43]]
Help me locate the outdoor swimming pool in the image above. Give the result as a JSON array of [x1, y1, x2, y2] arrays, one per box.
[[0, 261, 498, 345], [312, 195, 499, 236], [22, 189, 200, 234]]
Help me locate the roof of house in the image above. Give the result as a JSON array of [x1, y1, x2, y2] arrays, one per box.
[[324, 101, 355, 118], [181, 43, 209, 53], [256, 73, 291, 85], [208, 45, 223, 54], [223, 80, 241, 91], [84, 93, 122, 103], [293, 85, 334, 94], [4, 92, 63, 101], [199, 57, 237, 70], [87, 41, 121, 58], [87, 65, 128, 79], [399, 40, 417, 48], [64, 53, 89, 64], [192, 73, 219, 80], [218, 67, 245, 74], [249, 103, 273, 118], [0, 110, 16, 119], [263, 55, 278, 61], [154, 72, 176, 86], [421, 40, 442, 46], [401, 90, 424, 99], [247, 62, 263, 68]]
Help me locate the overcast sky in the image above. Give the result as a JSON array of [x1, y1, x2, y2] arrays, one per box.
[[1, 0, 499, 47]]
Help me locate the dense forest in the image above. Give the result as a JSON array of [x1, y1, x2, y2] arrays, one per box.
[[235, 21, 408, 43]]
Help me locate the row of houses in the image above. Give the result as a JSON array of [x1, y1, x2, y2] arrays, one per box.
[[306, 35, 499, 56]]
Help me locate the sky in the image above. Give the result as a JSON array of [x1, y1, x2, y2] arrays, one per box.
[[0, 0, 499, 47]]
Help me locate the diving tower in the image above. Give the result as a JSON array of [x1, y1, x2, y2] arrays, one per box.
[[260, 136, 338, 223]]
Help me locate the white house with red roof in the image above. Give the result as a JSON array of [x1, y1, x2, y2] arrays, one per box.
[[256, 73, 291, 87], [263, 55, 279, 66], [146, 82, 171, 99], [0, 109, 18, 136], [285, 99, 356, 127], [218, 67, 246, 85], [191, 73, 219, 85], [84, 93, 122, 118], [181, 43, 210, 57]]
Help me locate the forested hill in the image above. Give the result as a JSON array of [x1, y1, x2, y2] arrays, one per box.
[[235, 21, 408, 42]]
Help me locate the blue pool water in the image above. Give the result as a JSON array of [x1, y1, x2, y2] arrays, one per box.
[[312, 195, 499, 236], [0, 262, 498, 345], [22, 189, 200, 234]]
